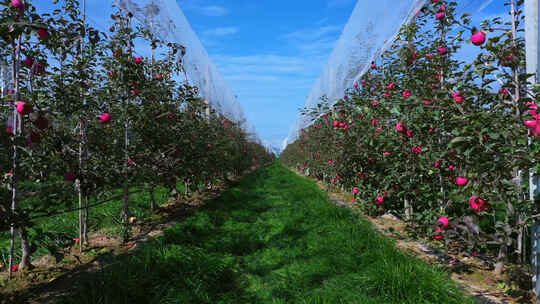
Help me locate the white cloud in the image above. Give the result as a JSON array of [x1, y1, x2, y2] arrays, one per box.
[[327, 0, 355, 8], [282, 25, 342, 42], [211, 54, 325, 80], [477, 0, 494, 13], [199, 5, 228, 16], [202, 27, 239, 36], [222, 74, 281, 82], [207, 23, 345, 128], [203, 22, 345, 144], [180, 2, 229, 16], [281, 25, 342, 58], [316, 17, 329, 25]]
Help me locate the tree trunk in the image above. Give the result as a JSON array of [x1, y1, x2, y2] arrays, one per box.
[[171, 180, 178, 197], [404, 198, 412, 221], [404, 176, 413, 221], [8, 226, 16, 279], [185, 180, 191, 197], [517, 214, 525, 264], [18, 226, 33, 270], [494, 242, 507, 275], [78, 178, 83, 253], [438, 171, 447, 211], [149, 184, 157, 212], [122, 182, 131, 224], [83, 195, 89, 246]]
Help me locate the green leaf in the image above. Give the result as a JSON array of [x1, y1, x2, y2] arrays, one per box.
[[449, 136, 470, 146], [391, 106, 401, 116]]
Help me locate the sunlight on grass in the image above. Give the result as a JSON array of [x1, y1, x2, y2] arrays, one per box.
[[57, 161, 477, 304]]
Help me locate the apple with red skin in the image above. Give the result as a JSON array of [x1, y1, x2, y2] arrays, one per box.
[[16, 101, 33, 115], [437, 46, 447, 55], [471, 31, 486, 46], [37, 28, 49, 39], [100, 113, 111, 124], [456, 177, 468, 186], [437, 217, 449, 228], [11, 0, 24, 10], [64, 172, 77, 182]]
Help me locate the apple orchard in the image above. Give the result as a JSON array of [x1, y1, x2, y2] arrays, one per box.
[[0, 0, 273, 276], [282, 0, 539, 276], [2, 0, 540, 288]]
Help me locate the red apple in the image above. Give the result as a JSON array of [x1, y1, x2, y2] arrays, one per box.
[[437, 46, 447, 55], [11, 0, 24, 10], [16, 101, 33, 115], [437, 216, 449, 228], [471, 31, 486, 46], [64, 172, 76, 182], [456, 177, 468, 186], [100, 113, 111, 124], [37, 28, 49, 39]]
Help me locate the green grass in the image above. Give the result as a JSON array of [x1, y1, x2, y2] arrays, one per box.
[[0, 182, 183, 265], [57, 161, 477, 304]]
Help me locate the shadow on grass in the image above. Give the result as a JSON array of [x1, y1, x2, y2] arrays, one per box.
[[10, 162, 482, 304]]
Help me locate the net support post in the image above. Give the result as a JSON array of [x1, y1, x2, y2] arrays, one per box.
[[526, 0, 540, 301], [533, 222, 540, 303]]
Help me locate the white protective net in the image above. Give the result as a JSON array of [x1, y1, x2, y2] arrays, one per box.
[[113, 0, 259, 141], [1, 1, 259, 140], [282, 0, 428, 150]]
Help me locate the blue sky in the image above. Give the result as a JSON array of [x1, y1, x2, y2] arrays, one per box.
[[177, 0, 358, 148]]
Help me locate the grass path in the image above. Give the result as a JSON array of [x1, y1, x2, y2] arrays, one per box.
[[57, 161, 477, 304]]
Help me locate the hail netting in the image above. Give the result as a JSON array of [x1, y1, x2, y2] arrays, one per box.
[[282, 0, 428, 150], [114, 0, 258, 141]]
